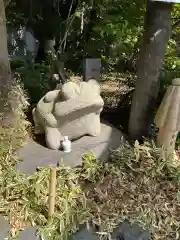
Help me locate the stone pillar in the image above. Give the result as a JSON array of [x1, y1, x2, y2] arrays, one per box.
[[83, 58, 101, 81], [155, 78, 180, 162]]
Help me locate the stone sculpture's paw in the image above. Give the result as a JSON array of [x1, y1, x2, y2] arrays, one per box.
[[45, 127, 63, 150], [45, 114, 58, 128], [88, 118, 101, 136]]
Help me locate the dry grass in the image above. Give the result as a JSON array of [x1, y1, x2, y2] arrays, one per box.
[[87, 141, 180, 239], [100, 72, 135, 107]]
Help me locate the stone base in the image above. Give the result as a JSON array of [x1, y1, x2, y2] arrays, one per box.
[[0, 215, 10, 239], [71, 221, 150, 240], [20, 228, 39, 240], [0, 220, 150, 240], [111, 220, 150, 240], [17, 122, 123, 176]]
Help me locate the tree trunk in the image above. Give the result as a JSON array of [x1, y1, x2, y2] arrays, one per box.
[[128, 1, 172, 141], [0, 0, 12, 122]]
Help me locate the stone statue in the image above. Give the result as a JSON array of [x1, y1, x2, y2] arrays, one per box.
[[155, 78, 180, 162], [32, 79, 104, 150]]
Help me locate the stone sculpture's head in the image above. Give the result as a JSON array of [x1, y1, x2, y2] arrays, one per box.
[[60, 79, 100, 101], [61, 81, 80, 100]]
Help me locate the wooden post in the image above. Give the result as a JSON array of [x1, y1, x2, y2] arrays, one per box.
[[83, 58, 101, 82], [48, 165, 57, 223]]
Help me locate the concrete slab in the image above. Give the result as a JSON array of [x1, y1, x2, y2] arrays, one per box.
[[111, 220, 150, 240], [0, 215, 10, 239], [3, 221, 149, 240], [19, 227, 97, 240], [20, 227, 40, 240], [71, 228, 98, 240], [70, 221, 150, 240], [17, 122, 123, 176]]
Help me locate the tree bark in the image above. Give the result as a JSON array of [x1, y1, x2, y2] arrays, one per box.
[[0, 0, 12, 122], [128, 1, 172, 141]]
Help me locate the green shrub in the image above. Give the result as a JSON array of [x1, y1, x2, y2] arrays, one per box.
[[17, 63, 56, 103], [159, 38, 180, 98], [10, 60, 25, 70]]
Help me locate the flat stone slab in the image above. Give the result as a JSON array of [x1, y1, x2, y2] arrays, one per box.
[[72, 228, 98, 240], [17, 122, 123, 175], [0, 215, 10, 239], [111, 220, 150, 240], [0, 220, 150, 240], [18, 227, 97, 240], [20, 227, 40, 240], [71, 221, 150, 240]]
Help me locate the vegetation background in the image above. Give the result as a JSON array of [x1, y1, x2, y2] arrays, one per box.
[[0, 0, 180, 239], [5, 0, 180, 136]]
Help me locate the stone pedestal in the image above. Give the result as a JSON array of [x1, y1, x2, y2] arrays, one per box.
[[20, 228, 39, 240], [0, 215, 10, 239], [17, 122, 123, 176]]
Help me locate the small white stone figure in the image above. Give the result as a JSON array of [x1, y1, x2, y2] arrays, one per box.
[[62, 136, 72, 153], [155, 78, 180, 162]]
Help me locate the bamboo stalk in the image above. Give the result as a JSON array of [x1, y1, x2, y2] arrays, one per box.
[[48, 165, 57, 223]]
